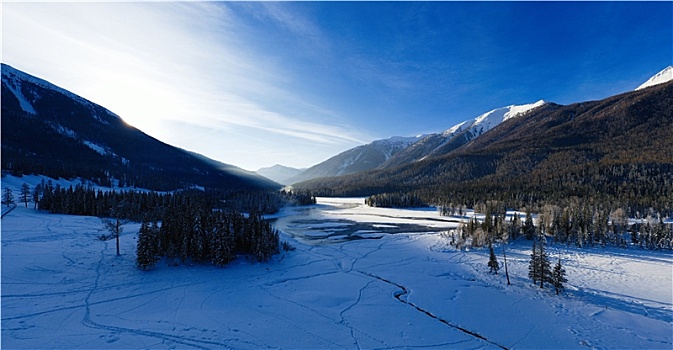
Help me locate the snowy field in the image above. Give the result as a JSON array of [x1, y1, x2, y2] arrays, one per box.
[[2, 197, 672, 349]]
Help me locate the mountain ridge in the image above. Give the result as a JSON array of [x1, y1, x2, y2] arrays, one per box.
[[1, 63, 279, 192], [636, 66, 673, 91], [285, 135, 423, 184], [293, 78, 673, 211]]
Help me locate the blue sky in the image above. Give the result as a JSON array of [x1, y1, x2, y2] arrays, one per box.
[[3, 1, 671, 171]]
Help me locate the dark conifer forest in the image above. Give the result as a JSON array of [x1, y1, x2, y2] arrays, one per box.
[[296, 81, 673, 220]]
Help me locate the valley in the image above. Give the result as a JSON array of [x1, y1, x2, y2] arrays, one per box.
[[2, 198, 671, 349]]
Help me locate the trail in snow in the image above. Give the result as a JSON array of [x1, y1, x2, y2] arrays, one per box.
[[360, 271, 509, 350], [2, 201, 672, 349]]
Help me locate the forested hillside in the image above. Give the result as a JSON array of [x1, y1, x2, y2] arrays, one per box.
[[294, 81, 673, 216]]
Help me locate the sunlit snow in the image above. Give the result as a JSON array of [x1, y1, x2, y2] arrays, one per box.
[[1, 197, 671, 349]]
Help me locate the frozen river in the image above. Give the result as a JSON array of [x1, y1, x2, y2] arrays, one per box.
[[272, 197, 461, 243]]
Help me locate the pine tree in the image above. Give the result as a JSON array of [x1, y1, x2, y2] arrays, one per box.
[[136, 221, 159, 270], [3, 188, 15, 207], [551, 258, 568, 295], [528, 239, 551, 288], [528, 240, 539, 284], [524, 211, 536, 240], [487, 245, 500, 274]]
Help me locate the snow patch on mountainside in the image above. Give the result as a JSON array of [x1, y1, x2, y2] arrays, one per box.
[[2, 63, 120, 124], [46, 122, 78, 139], [1, 67, 37, 114], [371, 136, 424, 161], [636, 66, 673, 90], [472, 100, 546, 132], [83, 141, 108, 156], [420, 100, 546, 159]]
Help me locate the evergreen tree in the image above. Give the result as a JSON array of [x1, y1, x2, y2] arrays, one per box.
[[524, 211, 536, 240], [3, 188, 15, 207], [487, 245, 500, 274], [136, 220, 159, 270], [551, 258, 568, 295], [528, 239, 551, 288], [528, 240, 539, 284]]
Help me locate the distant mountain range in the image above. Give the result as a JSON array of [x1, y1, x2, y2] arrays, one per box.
[[293, 67, 673, 209], [281, 136, 424, 185], [271, 101, 546, 184], [1, 64, 279, 192], [256, 164, 305, 185]]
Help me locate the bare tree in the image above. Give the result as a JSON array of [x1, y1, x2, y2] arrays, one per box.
[[101, 201, 129, 256], [20, 183, 30, 208]]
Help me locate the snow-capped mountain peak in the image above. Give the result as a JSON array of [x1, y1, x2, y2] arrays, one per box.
[[443, 100, 546, 138], [635, 66, 673, 91]]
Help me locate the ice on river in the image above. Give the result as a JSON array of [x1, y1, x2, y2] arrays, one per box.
[[2, 198, 671, 349]]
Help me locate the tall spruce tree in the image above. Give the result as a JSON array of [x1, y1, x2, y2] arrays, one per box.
[[528, 240, 539, 284], [528, 238, 551, 288], [488, 245, 500, 274], [551, 258, 568, 295], [3, 188, 15, 207], [136, 220, 159, 270], [524, 211, 536, 240]]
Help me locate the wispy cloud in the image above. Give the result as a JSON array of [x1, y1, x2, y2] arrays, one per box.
[[3, 2, 368, 169]]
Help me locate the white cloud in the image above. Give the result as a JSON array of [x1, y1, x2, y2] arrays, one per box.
[[2, 2, 369, 170]]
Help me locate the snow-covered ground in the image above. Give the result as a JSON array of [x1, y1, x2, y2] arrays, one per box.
[[2, 198, 671, 349]]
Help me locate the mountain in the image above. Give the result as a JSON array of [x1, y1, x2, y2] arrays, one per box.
[[286, 135, 424, 184], [1, 64, 279, 192], [636, 66, 673, 91], [382, 100, 546, 168], [294, 78, 673, 210], [256, 164, 304, 185]]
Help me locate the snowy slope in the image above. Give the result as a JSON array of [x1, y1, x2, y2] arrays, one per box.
[[287, 135, 423, 184], [383, 100, 546, 168], [636, 66, 673, 90], [2, 199, 671, 349]]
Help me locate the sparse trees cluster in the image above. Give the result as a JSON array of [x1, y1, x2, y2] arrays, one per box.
[[444, 199, 672, 251], [528, 238, 567, 294]]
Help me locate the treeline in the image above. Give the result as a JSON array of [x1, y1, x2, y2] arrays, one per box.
[[27, 181, 310, 268], [38, 181, 171, 221], [34, 180, 313, 220], [136, 195, 280, 269], [224, 189, 315, 214], [443, 200, 673, 251], [365, 192, 427, 208]]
